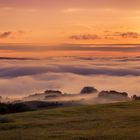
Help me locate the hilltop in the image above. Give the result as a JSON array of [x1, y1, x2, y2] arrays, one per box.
[[0, 101, 140, 140]]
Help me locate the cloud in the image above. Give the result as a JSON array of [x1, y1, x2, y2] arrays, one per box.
[[0, 71, 140, 97], [114, 32, 140, 38], [0, 56, 140, 97], [0, 57, 37, 60], [69, 34, 100, 40], [69, 31, 140, 41], [0, 32, 12, 38], [0, 30, 27, 39], [1, 44, 140, 53], [0, 64, 140, 79], [0, 66, 53, 78]]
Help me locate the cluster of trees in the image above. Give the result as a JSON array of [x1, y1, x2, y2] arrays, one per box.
[[45, 90, 62, 94], [98, 90, 129, 101], [132, 95, 140, 100], [98, 90, 128, 98], [25, 101, 63, 109], [80, 87, 98, 94], [0, 103, 33, 115]]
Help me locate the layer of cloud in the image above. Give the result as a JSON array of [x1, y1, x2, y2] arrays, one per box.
[[69, 32, 140, 41], [0, 30, 26, 39], [0, 44, 140, 53], [114, 32, 140, 38], [0, 56, 140, 97], [0, 32, 12, 39], [0, 61, 140, 78], [0, 57, 37, 60], [69, 34, 100, 40]]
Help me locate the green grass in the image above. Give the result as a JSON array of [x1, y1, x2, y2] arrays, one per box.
[[0, 101, 140, 140]]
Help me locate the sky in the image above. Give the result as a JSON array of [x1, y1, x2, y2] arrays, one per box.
[[0, 0, 140, 45], [0, 0, 140, 57]]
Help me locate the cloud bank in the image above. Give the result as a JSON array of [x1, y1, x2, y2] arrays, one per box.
[[0, 56, 140, 97], [0, 30, 26, 39], [0, 44, 140, 53], [69, 32, 140, 41]]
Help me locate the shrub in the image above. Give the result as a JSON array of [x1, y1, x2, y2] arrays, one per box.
[[7, 103, 33, 113], [132, 95, 140, 100], [0, 103, 9, 114], [0, 103, 33, 114]]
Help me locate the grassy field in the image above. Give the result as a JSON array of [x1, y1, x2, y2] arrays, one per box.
[[0, 101, 140, 140]]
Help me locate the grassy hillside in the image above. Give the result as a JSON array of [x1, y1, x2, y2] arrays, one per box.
[[0, 101, 140, 140]]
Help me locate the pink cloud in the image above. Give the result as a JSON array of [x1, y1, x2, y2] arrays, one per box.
[[69, 34, 100, 40]]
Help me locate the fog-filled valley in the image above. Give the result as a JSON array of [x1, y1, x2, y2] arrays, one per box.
[[0, 55, 140, 99]]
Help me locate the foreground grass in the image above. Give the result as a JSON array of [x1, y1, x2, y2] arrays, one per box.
[[0, 101, 140, 140]]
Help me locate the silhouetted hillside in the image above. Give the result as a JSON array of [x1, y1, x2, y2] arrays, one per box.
[[0, 103, 33, 114]]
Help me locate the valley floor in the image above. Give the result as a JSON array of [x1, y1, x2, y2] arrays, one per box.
[[0, 101, 140, 140]]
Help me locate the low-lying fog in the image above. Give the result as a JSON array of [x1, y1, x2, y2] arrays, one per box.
[[0, 56, 140, 99]]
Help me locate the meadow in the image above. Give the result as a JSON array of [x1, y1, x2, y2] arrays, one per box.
[[0, 101, 140, 140]]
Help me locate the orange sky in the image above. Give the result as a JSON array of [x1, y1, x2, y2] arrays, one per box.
[[0, 0, 140, 57]]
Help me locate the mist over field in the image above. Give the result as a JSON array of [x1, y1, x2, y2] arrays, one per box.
[[0, 54, 140, 98]]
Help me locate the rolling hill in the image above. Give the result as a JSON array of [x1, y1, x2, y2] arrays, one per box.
[[0, 101, 140, 140]]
